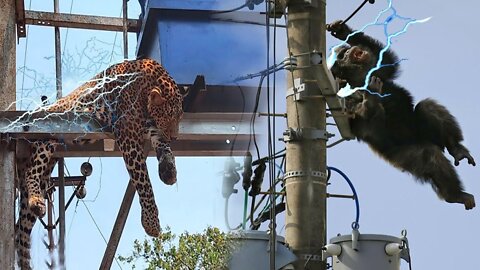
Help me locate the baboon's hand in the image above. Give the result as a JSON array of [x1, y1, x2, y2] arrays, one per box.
[[327, 20, 352, 40], [368, 76, 383, 94]]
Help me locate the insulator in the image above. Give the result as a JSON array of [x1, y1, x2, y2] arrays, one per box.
[[222, 158, 240, 198], [75, 185, 87, 199], [249, 160, 266, 197], [283, 56, 298, 71], [385, 243, 403, 256], [80, 162, 93, 176], [242, 152, 253, 191], [323, 244, 342, 256]]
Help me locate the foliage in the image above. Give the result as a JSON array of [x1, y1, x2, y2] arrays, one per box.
[[118, 227, 235, 270]]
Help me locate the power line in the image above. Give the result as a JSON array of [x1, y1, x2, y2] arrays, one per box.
[[109, 7, 124, 63], [80, 200, 123, 269]]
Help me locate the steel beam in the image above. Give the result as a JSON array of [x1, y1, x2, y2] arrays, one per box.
[[99, 175, 135, 269], [15, 0, 26, 37], [23, 10, 140, 33], [0, 112, 253, 156], [152, 8, 285, 27], [312, 62, 354, 140]]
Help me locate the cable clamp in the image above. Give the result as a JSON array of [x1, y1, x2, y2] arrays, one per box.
[[281, 127, 332, 142]]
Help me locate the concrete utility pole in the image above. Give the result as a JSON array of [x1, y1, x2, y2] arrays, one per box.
[[0, 0, 16, 269], [284, 0, 328, 269], [0, 0, 16, 110], [0, 141, 15, 270]]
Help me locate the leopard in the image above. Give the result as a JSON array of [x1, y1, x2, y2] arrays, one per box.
[[14, 58, 184, 270]]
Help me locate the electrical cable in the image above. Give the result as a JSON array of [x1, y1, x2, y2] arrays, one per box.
[[248, 74, 266, 160], [80, 199, 123, 269], [246, 176, 283, 229], [109, 7, 124, 63], [249, 195, 257, 226], [214, 0, 264, 14], [266, 3, 279, 268], [250, 165, 285, 229], [224, 197, 234, 230], [257, 161, 285, 218], [252, 148, 285, 166], [214, 3, 248, 14], [327, 166, 360, 227], [342, 0, 376, 25], [242, 191, 249, 229], [62, 0, 75, 55], [83, 157, 103, 202]]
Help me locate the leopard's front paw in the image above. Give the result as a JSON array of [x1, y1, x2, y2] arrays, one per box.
[[157, 147, 177, 185]]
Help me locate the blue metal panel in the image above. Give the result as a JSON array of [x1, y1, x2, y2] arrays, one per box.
[[146, 0, 220, 11], [136, 0, 268, 86]]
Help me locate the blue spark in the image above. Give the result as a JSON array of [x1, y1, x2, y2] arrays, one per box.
[[1, 72, 141, 142], [327, 0, 431, 98]]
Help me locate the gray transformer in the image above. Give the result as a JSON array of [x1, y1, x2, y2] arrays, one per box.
[[228, 230, 297, 270], [323, 231, 411, 270]]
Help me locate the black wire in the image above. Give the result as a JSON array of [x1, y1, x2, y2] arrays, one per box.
[[248, 75, 265, 161], [252, 148, 285, 166], [249, 195, 257, 225], [269, 0, 278, 234], [250, 155, 286, 230], [407, 242, 413, 270], [213, 3, 248, 14], [342, 0, 375, 25], [265, 3, 277, 269]]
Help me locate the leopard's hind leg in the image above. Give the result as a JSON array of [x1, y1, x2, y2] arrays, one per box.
[[25, 141, 58, 218], [114, 118, 161, 237], [16, 150, 57, 270]]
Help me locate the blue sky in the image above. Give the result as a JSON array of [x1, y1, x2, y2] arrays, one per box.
[[14, 0, 480, 269]]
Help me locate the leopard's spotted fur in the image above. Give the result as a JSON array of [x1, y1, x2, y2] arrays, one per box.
[[15, 58, 183, 270]]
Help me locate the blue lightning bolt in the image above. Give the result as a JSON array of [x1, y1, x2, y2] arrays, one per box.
[[326, 0, 431, 98], [1, 71, 142, 144]]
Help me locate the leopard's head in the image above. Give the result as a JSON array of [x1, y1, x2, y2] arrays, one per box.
[[147, 86, 184, 142]]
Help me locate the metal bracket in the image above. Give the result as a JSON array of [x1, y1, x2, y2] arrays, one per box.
[[299, 253, 323, 262], [282, 127, 332, 142], [267, 0, 286, 18], [286, 78, 306, 101], [284, 170, 327, 180]]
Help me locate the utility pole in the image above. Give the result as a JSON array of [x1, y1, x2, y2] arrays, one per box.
[[0, 0, 16, 110], [0, 141, 15, 270], [0, 0, 16, 269], [284, 0, 328, 269]]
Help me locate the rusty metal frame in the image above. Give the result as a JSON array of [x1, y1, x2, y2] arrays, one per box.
[[15, 0, 26, 38], [0, 112, 254, 157], [21, 10, 140, 34]]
